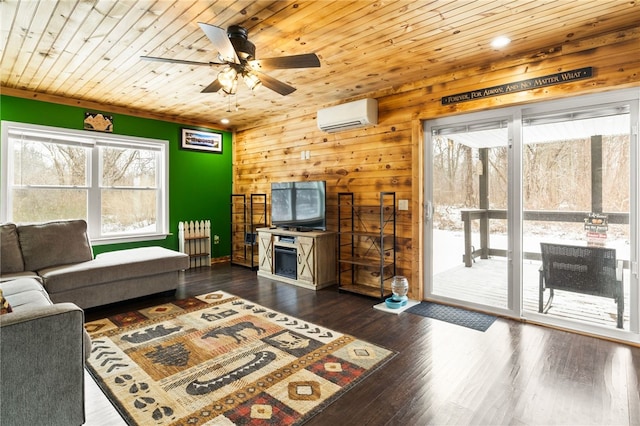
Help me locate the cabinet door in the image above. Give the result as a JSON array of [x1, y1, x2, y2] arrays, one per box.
[[297, 236, 315, 283], [258, 232, 273, 273]]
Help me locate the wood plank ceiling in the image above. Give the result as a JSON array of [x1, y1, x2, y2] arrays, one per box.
[[1, 0, 638, 131]]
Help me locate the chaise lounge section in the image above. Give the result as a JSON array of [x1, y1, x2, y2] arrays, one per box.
[[1, 219, 190, 308]]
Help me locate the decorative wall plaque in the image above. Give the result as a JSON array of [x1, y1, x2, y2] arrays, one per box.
[[441, 67, 594, 105], [84, 112, 113, 132]]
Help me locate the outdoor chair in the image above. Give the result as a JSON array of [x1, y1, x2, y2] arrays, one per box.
[[539, 242, 624, 329]]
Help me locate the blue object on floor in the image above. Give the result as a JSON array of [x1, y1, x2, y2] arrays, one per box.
[[385, 296, 408, 309], [406, 302, 497, 332]]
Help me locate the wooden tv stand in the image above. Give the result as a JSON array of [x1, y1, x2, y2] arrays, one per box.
[[256, 227, 336, 290]]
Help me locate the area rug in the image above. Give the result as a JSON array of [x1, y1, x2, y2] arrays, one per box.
[[405, 302, 497, 332], [85, 291, 395, 425]]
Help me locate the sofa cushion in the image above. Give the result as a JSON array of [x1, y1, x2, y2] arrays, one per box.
[[1, 223, 25, 274], [0, 278, 52, 310], [0, 278, 49, 297], [18, 219, 93, 271]]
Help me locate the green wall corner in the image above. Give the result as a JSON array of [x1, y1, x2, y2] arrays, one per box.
[[0, 95, 232, 257]]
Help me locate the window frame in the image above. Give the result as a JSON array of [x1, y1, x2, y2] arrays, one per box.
[[1, 121, 169, 245]]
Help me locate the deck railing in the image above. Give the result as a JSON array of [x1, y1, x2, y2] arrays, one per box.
[[460, 209, 629, 267]]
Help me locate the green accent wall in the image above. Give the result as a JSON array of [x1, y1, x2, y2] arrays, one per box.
[[0, 95, 232, 257]]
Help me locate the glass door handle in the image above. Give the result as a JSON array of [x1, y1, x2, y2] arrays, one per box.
[[425, 201, 434, 221]]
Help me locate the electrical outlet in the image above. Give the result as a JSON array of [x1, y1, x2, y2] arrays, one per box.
[[213, 235, 220, 244], [398, 199, 409, 211]]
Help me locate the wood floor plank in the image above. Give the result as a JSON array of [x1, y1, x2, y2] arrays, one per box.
[[83, 264, 640, 426]]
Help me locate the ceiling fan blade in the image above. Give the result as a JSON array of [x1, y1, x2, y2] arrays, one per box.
[[249, 53, 320, 70], [198, 22, 240, 64], [254, 70, 296, 96], [201, 79, 222, 93], [140, 56, 222, 66]]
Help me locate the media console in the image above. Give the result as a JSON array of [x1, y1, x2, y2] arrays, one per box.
[[256, 227, 337, 290]]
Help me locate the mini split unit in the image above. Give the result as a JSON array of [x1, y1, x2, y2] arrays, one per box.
[[317, 98, 378, 132]]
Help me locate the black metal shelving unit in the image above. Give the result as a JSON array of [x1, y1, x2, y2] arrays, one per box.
[[337, 191, 396, 300], [230, 193, 267, 270]]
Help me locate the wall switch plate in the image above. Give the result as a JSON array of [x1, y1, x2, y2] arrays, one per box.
[[399, 199, 409, 210]]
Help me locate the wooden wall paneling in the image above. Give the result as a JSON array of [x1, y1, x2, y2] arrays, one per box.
[[422, 50, 640, 119], [234, 25, 640, 300], [382, 25, 639, 106]]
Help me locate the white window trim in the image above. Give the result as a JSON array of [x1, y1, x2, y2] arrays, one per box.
[[1, 121, 170, 245]]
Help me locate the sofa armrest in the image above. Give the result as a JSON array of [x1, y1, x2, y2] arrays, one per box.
[[0, 302, 80, 326], [0, 303, 88, 426]]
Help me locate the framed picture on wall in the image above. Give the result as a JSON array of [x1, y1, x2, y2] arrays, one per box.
[[84, 112, 113, 132], [181, 128, 223, 153]]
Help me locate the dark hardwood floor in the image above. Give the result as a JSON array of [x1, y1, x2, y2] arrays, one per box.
[[84, 264, 640, 425]]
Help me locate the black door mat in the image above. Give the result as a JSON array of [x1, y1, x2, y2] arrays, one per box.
[[406, 302, 497, 332]]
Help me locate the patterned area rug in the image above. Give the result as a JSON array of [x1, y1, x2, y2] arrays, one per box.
[[405, 302, 497, 332], [85, 291, 395, 425]]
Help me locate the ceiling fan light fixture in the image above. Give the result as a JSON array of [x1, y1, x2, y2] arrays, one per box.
[[218, 66, 239, 94], [143, 22, 318, 97], [222, 78, 238, 95], [218, 66, 237, 85], [243, 72, 262, 91]]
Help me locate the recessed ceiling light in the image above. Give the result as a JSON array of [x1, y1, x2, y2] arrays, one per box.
[[221, 118, 230, 125], [491, 36, 511, 49]]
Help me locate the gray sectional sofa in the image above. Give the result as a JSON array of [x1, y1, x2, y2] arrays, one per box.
[[0, 219, 190, 308], [0, 219, 190, 425]]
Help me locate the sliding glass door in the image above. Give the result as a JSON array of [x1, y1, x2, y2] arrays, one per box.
[[521, 102, 635, 332], [424, 88, 639, 341], [426, 113, 512, 312]]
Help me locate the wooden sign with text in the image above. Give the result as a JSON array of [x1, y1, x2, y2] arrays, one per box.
[[441, 67, 593, 105]]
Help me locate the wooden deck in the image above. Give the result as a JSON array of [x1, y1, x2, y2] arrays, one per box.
[[433, 257, 631, 329]]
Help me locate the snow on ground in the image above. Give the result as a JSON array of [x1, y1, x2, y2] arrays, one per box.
[[431, 228, 630, 276]]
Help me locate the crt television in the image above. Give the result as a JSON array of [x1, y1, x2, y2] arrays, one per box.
[[271, 181, 326, 231]]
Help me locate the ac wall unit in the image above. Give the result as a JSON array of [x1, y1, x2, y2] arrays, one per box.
[[317, 98, 378, 133]]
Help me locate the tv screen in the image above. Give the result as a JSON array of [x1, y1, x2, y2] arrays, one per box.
[[271, 181, 326, 231]]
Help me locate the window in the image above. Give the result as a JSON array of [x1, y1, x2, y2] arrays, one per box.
[[1, 121, 169, 244]]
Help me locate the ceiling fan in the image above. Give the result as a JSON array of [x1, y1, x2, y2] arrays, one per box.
[[141, 23, 320, 96]]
